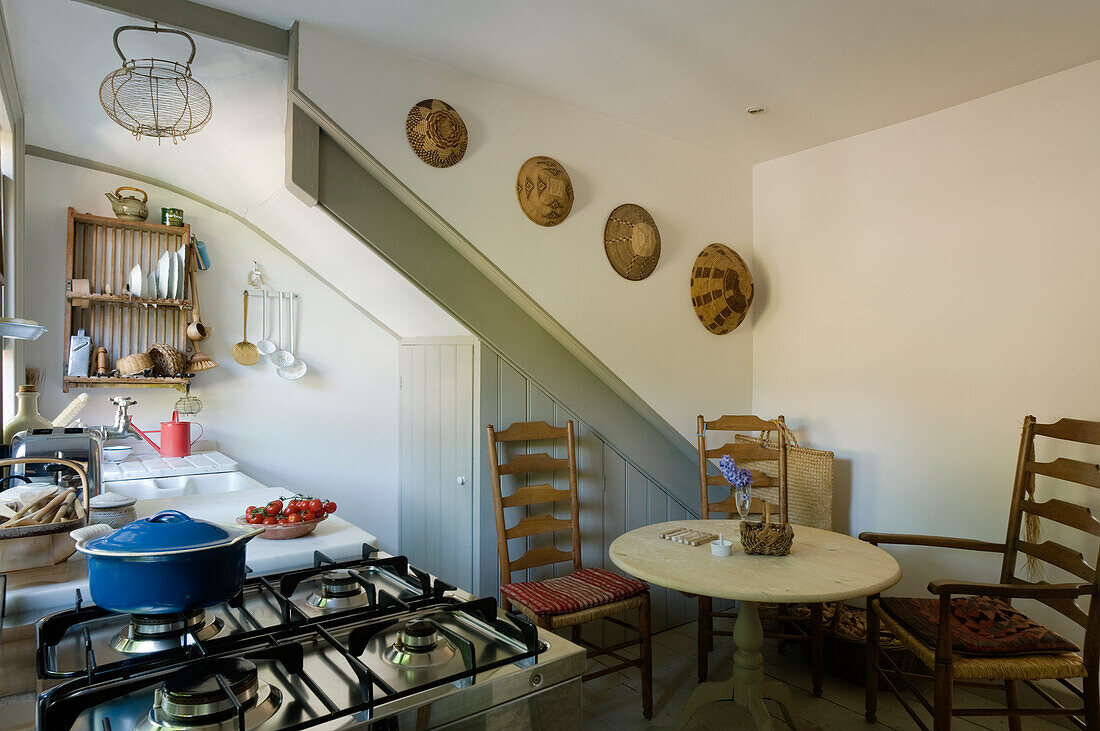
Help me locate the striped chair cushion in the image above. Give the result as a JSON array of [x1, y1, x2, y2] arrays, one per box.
[[501, 568, 649, 616]]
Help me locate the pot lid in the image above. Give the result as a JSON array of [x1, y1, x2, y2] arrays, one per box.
[[89, 510, 232, 553], [90, 491, 136, 509]]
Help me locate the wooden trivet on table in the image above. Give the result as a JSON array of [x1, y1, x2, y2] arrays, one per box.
[[660, 528, 719, 546]]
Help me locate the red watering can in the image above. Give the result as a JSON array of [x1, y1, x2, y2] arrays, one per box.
[[130, 411, 203, 458]]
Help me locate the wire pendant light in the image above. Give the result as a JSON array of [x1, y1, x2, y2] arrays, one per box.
[[100, 24, 212, 143]]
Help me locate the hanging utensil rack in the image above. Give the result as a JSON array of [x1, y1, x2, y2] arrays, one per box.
[[63, 208, 193, 392]]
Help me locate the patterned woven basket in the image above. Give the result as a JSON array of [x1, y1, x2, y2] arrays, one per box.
[[735, 424, 833, 530], [148, 343, 186, 376], [740, 520, 794, 555]]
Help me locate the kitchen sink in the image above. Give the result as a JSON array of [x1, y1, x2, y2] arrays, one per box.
[[104, 470, 267, 499]]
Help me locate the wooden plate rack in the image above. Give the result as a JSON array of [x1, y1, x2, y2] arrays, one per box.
[[63, 208, 193, 392]]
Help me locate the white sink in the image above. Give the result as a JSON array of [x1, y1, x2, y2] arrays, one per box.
[[104, 471, 267, 500]]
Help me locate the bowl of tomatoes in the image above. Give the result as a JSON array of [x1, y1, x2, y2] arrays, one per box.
[[237, 496, 338, 540]]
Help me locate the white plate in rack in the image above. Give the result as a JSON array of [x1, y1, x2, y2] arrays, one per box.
[[175, 249, 187, 298], [156, 253, 170, 298]]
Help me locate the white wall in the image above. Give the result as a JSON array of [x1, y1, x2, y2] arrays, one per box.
[[752, 60, 1100, 640], [297, 25, 755, 440], [22, 156, 405, 550]]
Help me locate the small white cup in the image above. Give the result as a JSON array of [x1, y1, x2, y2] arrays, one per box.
[[710, 539, 733, 557]]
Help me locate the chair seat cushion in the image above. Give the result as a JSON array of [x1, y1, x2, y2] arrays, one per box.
[[501, 567, 649, 616], [879, 596, 1079, 656]]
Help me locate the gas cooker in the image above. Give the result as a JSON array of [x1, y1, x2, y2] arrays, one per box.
[[34, 547, 584, 730]]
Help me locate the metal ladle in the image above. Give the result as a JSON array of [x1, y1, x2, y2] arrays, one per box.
[[268, 292, 294, 369], [277, 295, 307, 380], [255, 292, 276, 356]]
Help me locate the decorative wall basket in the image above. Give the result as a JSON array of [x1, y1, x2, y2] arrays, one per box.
[[604, 204, 661, 280], [516, 156, 574, 226], [740, 520, 794, 556], [405, 99, 468, 168], [99, 25, 212, 142], [690, 243, 754, 334]]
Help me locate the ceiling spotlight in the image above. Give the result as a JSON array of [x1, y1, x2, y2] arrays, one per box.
[[745, 106, 768, 115]]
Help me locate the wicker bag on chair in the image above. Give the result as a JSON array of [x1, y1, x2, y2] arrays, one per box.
[[735, 422, 833, 530]]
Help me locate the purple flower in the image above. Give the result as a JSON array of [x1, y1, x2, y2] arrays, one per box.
[[718, 455, 752, 488]]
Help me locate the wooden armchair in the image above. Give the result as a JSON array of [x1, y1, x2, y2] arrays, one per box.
[[486, 419, 653, 719], [862, 415, 1099, 730], [696, 414, 825, 695]]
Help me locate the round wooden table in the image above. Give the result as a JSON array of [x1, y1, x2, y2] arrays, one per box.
[[609, 520, 901, 730]]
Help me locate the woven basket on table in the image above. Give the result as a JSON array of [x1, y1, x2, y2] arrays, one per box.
[[734, 425, 833, 531]]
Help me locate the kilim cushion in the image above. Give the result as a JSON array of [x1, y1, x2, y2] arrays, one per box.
[[501, 567, 649, 616], [879, 596, 1079, 656]]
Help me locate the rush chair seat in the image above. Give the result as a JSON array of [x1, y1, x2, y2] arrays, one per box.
[[696, 414, 826, 695], [487, 419, 653, 719], [861, 415, 1100, 730]]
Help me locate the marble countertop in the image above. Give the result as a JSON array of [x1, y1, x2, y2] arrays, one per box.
[[609, 519, 901, 603], [2, 488, 378, 622]]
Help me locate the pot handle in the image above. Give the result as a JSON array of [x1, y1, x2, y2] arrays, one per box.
[[148, 509, 191, 524], [70, 523, 114, 544]]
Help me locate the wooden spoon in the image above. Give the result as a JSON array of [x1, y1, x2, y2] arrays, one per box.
[[186, 267, 208, 341], [232, 291, 260, 366]]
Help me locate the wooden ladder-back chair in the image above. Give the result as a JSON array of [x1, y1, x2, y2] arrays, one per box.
[[696, 414, 825, 696], [486, 419, 653, 719], [862, 415, 1100, 730]]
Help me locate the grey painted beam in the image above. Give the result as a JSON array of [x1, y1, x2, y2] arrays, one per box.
[[316, 131, 699, 507], [285, 102, 319, 206], [71, 0, 289, 58]]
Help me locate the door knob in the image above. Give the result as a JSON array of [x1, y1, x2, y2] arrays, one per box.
[[456, 476, 466, 486]]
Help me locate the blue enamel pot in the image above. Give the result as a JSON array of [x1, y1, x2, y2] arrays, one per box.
[[70, 510, 263, 614]]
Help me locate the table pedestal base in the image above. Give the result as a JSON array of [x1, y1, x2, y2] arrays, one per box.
[[676, 601, 802, 731]]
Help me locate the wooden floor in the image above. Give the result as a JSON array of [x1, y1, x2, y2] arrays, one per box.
[[581, 619, 1074, 730]]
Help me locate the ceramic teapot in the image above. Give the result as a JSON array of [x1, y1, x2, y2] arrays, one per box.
[[105, 186, 149, 222]]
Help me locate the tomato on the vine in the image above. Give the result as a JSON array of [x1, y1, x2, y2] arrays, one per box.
[[286, 513, 301, 524], [246, 513, 263, 524], [262, 517, 277, 525], [323, 501, 337, 514], [307, 498, 323, 513]]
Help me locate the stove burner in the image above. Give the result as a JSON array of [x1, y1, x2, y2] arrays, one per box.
[[112, 609, 225, 654], [138, 658, 281, 730], [305, 570, 371, 611], [384, 618, 456, 668]]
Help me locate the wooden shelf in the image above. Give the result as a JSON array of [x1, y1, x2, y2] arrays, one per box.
[[66, 292, 193, 309], [64, 376, 190, 392], [63, 207, 197, 393]]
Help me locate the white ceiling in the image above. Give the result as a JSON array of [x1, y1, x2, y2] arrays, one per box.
[[192, 0, 1100, 163]]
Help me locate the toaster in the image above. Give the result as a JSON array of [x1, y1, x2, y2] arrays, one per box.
[[8, 427, 103, 495]]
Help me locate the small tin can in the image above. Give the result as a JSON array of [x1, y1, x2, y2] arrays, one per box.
[[161, 208, 184, 227]]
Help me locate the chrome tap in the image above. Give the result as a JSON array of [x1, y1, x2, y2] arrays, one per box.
[[103, 396, 140, 440]]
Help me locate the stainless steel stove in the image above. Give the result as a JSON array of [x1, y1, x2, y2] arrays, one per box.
[[34, 547, 584, 730]]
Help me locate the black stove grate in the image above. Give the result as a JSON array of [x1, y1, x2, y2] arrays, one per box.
[[37, 596, 542, 731], [34, 547, 542, 731]]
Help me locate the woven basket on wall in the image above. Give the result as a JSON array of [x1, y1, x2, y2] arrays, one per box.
[[735, 426, 833, 530], [689, 243, 754, 334]]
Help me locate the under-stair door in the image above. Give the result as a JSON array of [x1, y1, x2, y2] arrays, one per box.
[[398, 338, 475, 592]]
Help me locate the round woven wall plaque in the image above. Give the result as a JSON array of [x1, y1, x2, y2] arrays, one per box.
[[516, 156, 574, 226], [604, 204, 661, 280], [690, 243, 754, 334], [406, 99, 468, 168]]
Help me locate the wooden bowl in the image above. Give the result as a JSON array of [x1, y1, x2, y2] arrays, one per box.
[[236, 513, 327, 540]]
